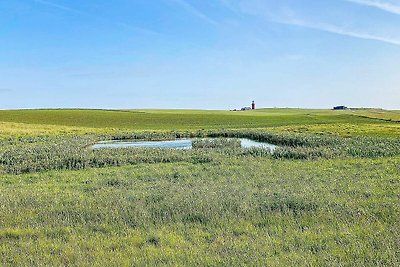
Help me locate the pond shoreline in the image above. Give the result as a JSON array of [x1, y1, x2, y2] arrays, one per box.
[[91, 138, 278, 151]]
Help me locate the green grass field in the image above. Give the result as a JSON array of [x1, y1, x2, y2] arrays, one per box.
[[0, 108, 399, 137], [0, 109, 399, 266]]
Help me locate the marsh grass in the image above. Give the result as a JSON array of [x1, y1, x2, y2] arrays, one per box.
[[192, 138, 241, 149], [0, 120, 399, 265], [1, 130, 399, 174]]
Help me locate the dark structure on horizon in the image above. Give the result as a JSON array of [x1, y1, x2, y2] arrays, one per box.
[[232, 101, 257, 111], [333, 106, 348, 110]]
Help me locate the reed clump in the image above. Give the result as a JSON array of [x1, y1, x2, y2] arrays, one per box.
[[1, 130, 399, 174]]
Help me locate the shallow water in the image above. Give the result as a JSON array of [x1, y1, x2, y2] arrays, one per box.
[[91, 138, 277, 151]]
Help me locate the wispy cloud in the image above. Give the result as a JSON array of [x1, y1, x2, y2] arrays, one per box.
[[218, 0, 240, 14], [228, 1, 400, 47], [34, 0, 86, 15], [345, 0, 400, 15], [116, 22, 164, 37], [32, 0, 163, 37], [170, 0, 219, 25], [275, 16, 400, 46]]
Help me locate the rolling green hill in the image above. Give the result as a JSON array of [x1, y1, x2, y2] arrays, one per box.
[[0, 108, 397, 130], [0, 108, 398, 138]]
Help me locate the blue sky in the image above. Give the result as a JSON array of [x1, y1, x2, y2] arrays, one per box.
[[1, 0, 400, 109]]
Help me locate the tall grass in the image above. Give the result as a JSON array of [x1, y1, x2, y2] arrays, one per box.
[[0, 157, 399, 266], [0, 125, 399, 265], [1, 130, 399, 174]]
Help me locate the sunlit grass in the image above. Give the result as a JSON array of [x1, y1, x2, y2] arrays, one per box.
[[0, 109, 399, 266], [0, 108, 396, 132], [0, 158, 399, 266], [0, 122, 107, 138], [269, 123, 400, 137]]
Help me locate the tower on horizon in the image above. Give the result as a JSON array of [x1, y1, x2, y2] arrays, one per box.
[[251, 101, 256, 110]]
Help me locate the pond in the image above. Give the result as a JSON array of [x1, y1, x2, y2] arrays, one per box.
[[91, 138, 277, 151]]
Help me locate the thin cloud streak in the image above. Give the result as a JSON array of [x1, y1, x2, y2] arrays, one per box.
[[170, 0, 219, 25], [346, 0, 400, 15], [218, 0, 241, 14], [116, 22, 164, 37], [32, 0, 163, 37], [229, 1, 400, 47], [275, 17, 400, 46], [34, 0, 86, 15]]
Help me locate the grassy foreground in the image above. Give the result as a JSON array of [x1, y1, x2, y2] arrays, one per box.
[[0, 108, 399, 266], [1, 157, 399, 266]]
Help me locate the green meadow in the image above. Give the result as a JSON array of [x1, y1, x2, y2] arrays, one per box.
[[0, 108, 399, 136], [0, 109, 399, 266]]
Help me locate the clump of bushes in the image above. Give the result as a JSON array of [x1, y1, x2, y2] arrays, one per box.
[[192, 138, 241, 149]]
